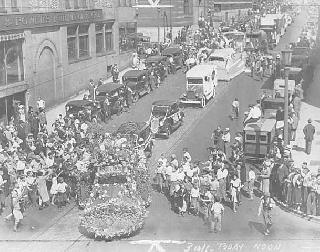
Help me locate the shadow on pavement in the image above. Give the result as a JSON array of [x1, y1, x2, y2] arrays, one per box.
[[248, 221, 265, 235]]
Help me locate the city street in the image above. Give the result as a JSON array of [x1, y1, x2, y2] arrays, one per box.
[[1, 7, 319, 252]]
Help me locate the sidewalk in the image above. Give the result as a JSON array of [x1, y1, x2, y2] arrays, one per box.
[[291, 64, 320, 175], [45, 67, 132, 131]]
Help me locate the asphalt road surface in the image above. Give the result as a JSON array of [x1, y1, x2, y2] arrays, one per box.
[[2, 8, 320, 252]]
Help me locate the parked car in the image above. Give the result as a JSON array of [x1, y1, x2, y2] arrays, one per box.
[[122, 70, 152, 102], [116, 121, 154, 157], [65, 100, 102, 121], [162, 47, 183, 70], [95, 83, 125, 117], [149, 100, 184, 138], [145, 55, 168, 81]]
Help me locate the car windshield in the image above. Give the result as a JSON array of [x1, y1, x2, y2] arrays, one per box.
[[187, 78, 203, 85], [152, 105, 168, 116]]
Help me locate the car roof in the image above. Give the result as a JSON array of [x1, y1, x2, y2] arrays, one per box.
[[186, 64, 216, 78], [123, 69, 148, 78], [116, 121, 148, 135], [152, 100, 177, 106], [96, 83, 123, 93], [65, 100, 94, 107], [244, 119, 276, 132], [162, 47, 181, 56]]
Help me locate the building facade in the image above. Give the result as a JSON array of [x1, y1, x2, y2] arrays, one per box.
[[0, 0, 137, 124], [136, 0, 194, 42]]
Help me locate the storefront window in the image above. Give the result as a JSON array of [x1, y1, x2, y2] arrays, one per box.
[[119, 22, 137, 53], [79, 25, 89, 58], [0, 40, 24, 86], [105, 23, 113, 52]]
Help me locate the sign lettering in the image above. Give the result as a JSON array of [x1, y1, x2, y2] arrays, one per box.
[[0, 9, 103, 31]]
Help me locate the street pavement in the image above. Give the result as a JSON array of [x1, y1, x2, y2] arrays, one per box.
[[2, 9, 320, 252]]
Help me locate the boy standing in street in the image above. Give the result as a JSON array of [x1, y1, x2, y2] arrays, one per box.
[[210, 197, 224, 233]]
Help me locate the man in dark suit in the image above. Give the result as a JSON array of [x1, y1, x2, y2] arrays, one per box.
[[303, 119, 316, 155]]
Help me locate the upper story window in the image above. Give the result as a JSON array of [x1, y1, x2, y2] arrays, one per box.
[[65, 0, 71, 9], [80, 0, 87, 8], [11, 0, 19, 12], [0, 0, 6, 13], [67, 25, 90, 62], [74, 0, 79, 9], [183, 0, 190, 15], [96, 23, 114, 54]]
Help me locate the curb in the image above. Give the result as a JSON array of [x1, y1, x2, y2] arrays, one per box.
[[273, 197, 320, 224]]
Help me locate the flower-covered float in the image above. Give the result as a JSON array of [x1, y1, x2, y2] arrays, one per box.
[[78, 122, 152, 241]]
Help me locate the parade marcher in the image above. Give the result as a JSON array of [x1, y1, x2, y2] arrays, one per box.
[[230, 174, 241, 212], [189, 183, 200, 215], [222, 128, 231, 158], [210, 197, 224, 233], [260, 160, 271, 195], [248, 167, 256, 200], [292, 168, 303, 211], [303, 119, 315, 155], [258, 192, 275, 236]]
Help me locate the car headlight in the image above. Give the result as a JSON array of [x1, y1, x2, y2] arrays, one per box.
[[159, 121, 164, 127], [183, 93, 186, 97]]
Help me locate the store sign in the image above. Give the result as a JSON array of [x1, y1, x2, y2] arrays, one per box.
[[0, 9, 103, 31]]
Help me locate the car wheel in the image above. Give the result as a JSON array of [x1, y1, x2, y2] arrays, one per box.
[[132, 94, 139, 103], [200, 97, 206, 108]]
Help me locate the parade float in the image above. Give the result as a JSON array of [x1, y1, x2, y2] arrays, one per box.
[[78, 122, 152, 241]]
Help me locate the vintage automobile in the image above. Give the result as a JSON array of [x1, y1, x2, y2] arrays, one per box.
[[161, 47, 183, 70], [145, 55, 168, 81], [207, 48, 244, 81], [95, 83, 125, 116], [273, 79, 295, 98], [149, 100, 184, 138], [223, 31, 246, 52], [261, 97, 284, 119], [180, 64, 217, 108], [243, 118, 277, 161], [122, 70, 152, 102], [65, 100, 101, 121], [116, 121, 154, 157]]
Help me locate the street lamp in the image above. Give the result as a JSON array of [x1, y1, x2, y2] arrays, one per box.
[[281, 47, 293, 146]]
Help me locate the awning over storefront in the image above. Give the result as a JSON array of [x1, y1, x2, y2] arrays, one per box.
[[0, 32, 25, 42], [0, 81, 28, 99]]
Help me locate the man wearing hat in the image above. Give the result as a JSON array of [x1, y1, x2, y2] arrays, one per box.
[[303, 119, 315, 155], [222, 128, 231, 158], [258, 192, 275, 235]]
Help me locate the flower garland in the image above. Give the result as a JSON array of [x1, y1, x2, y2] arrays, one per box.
[[79, 199, 147, 241]]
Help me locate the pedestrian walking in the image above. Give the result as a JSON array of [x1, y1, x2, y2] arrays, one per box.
[[222, 128, 231, 158], [290, 112, 299, 141], [258, 192, 275, 235], [248, 167, 256, 200], [88, 79, 95, 100], [111, 64, 119, 83], [210, 197, 224, 233], [231, 98, 239, 119], [303, 119, 315, 155]]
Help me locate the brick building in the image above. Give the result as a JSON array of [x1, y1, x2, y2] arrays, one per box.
[[0, 0, 137, 124]]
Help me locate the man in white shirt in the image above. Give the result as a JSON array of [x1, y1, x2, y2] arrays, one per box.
[[301, 163, 312, 212], [183, 148, 192, 163], [37, 97, 45, 111], [244, 104, 262, 125]]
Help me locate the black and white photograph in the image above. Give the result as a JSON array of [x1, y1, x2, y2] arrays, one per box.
[[0, 0, 319, 251]]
